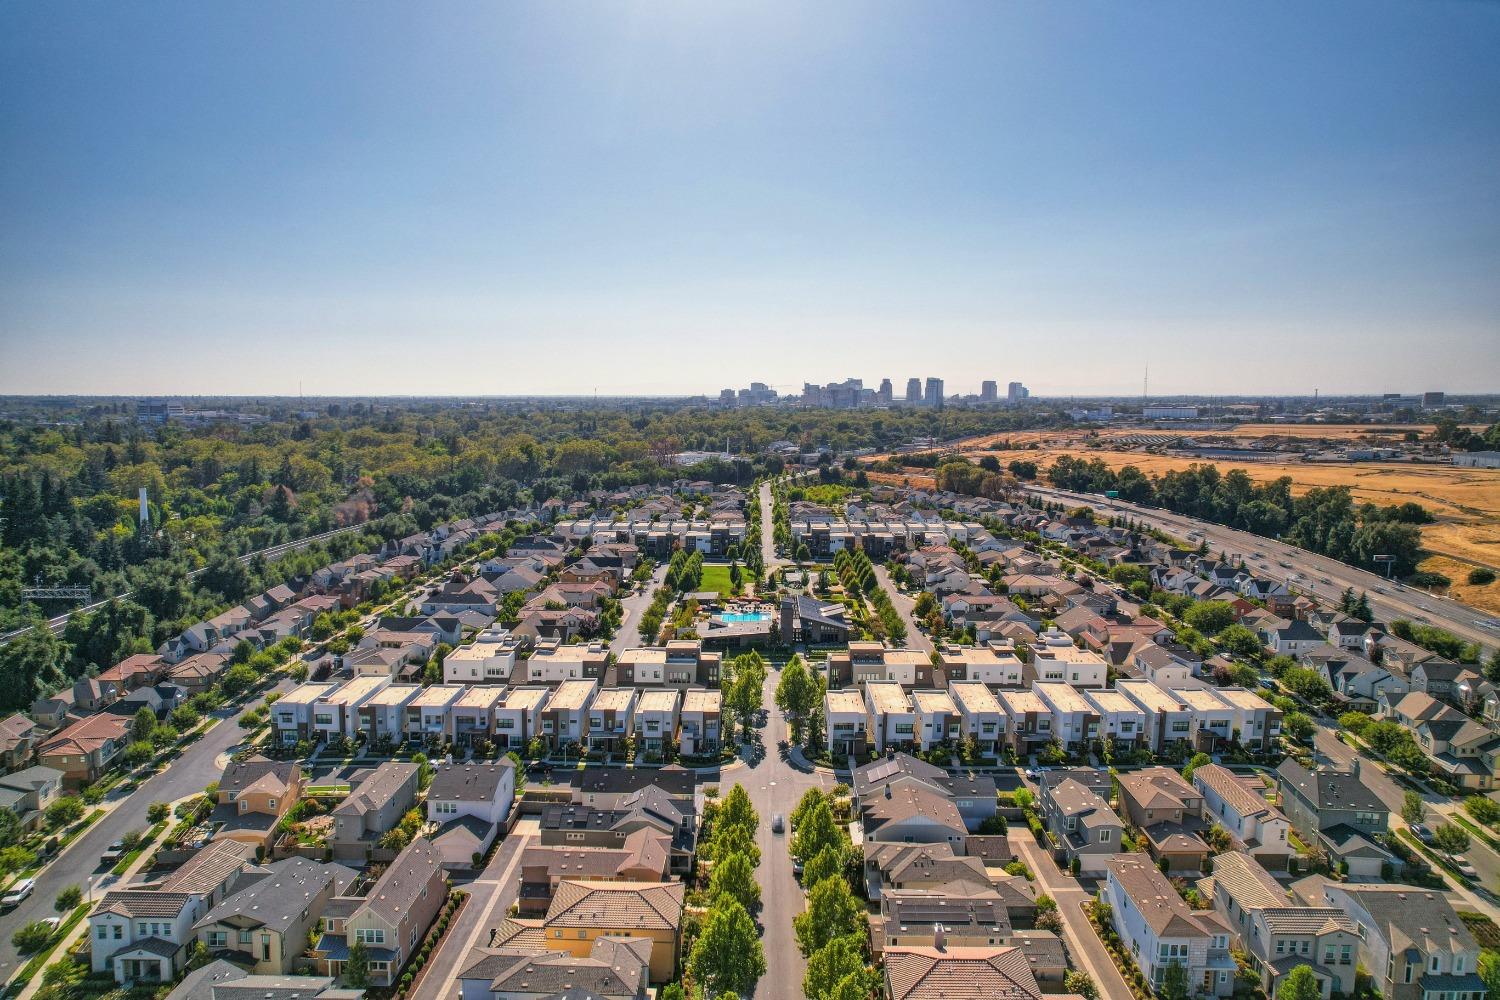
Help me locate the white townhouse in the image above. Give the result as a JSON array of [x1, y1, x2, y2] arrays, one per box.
[[1029, 631, 1108, 687], [1212, 686, 1283, 752], [865, 681, 916, 754], [826, 689, 869, 757], [404, 684, 466, 741], [910, 689, 961, 751], [527, 641, 609, 684], [443, 628, 522, 684], [1172, 685, 1235, 750], [449, 686, 505, 747], [540, 679, 598, 747], [492, 686, 550, 749], [997, 688, 1055, 756], [1083, 688, 1148, 751], [313, 676, 390, 742], [356, 683, 422, 743], [1034, 682, 1100, 752], [272, 682, 336, 745], [937, 645, 1024, 687], [947, 681, 1005, 755], [634, 688, 680, 754], [1117, 680, 1195, 753]]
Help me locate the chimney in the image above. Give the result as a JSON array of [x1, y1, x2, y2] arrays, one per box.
[[933, 924, 945, 950]]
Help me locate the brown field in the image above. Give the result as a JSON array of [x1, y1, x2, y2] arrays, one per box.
[[869, 428, 1500, 613]]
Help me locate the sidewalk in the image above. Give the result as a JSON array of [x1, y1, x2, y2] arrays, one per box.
[[10, 792, 200, 1000]]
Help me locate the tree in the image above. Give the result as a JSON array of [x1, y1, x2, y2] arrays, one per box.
[[45, 795, 83, 827], [703, 821, 761, 868], [791, 788, 827, 831], [1465, 795, 1500, 827], [775, 656, 818, 745], [54, 885, 82, 913], [1159, 960, 1189, 1000], [1181, 752, 1211, 782], [1433, 823, 1471, 854], [125, 740, 155, 765], [1184, 601, 1234, 636], [803, 843, 846, 889], [132, 706, 157, 743], [707, 850, 760, 913], [1276, 965, 1322, 1000], [804, 934, 867, 1000], [1402, 790, 1426, 825], [220, 662, 258, 697], [344, 939, 372, 988], [1480, 951, 1500, 998], [11, 920, 54, 954], [1281, 711, 1315, 743], [688, 898, 765, 997], [717, 783, 759, 837], [1217, 624, 1262, 658], [1063, 971, 1098, 1000], [795, 876, 863, 955], [791, 800, 843, 864]]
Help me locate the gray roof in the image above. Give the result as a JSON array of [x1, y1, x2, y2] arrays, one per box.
[[333, 762, 419, 817], [194, 858, 356, 934], [1276, 759, 1387, 815], [427, 761, 514, 803], [356, 838, 444, 923], [219, 755, 299, 794]]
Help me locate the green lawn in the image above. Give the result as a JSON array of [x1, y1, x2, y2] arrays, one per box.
[[698, 565, 739, 596]]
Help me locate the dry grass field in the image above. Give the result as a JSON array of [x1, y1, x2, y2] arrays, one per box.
[[869, 424, 1500, 613]]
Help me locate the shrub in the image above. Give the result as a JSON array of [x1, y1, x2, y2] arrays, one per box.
[[1469, 568, 1496, 586]]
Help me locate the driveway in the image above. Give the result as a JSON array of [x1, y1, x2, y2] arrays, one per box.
[[1011, 830, 1130, 999]]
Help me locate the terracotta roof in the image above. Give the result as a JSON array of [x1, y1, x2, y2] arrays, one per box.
[[545, 880, 685, 930], [884, 946, 1044, 1000]]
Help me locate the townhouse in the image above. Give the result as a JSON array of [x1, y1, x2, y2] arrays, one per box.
[[534, 680, 591, 749], [1033, 682, 1099, 752], [614, 641, 721, 687], [948, 681, 1005, 755], [678, 688, 721, 756], [1082, 688, 1147, 751], [1191, 765, 1291, 869], [313, 676, 390, 743], [442, 629, 522, 685], [634, 689, 680, 755], [831, 642, 934, 687], [996, 689, 1054, 756], [1117, 680, 1195, 753], [492, 686, 550, 749], [526, 640, 609, 684], [1203, 852, 1359, 998], [825, 688, 868, 757], [910, 689, 961, 751], [271, 683, 338, 746], [1027, 632, 1108, 687], [1102, 854, 1236, 997], [1171, 685, 1235, 751], [404, 684, 466, 743], [1212, 686, 1283, 752], [586, 688, 638, 753], [448, 686, 505, 747], [936, 644, 1024, 687], [865, 681, 917, 754]]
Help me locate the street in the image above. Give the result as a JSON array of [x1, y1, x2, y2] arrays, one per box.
[[609, 563, 669, 654], [0, 676, 292, 984], [871, 564, 933, 654], [1011, 831, 1132, 1000]]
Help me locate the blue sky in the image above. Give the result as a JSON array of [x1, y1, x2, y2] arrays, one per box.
[[2, 1, 1497, 396]]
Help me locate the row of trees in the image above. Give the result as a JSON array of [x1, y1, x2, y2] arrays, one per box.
[[788, 788, 875, 1000], [684, 784, 766, 998], [1046, 457, 1428, 576], [774, 655, 827, 748]]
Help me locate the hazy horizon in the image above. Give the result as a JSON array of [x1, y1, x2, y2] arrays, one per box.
[[3, 1, 1498, 396]]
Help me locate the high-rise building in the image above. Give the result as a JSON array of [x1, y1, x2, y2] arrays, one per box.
[[1007, 381, 1030, 404], [924, 378, 944, 410], [1423, 391, 1445, 408], [980, 380, 998, 403], [878, 379, 893, 404], [905, 378, 922, 403]]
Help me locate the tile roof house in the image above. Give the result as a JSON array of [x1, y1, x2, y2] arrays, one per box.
[[160, 958, 356, 1000], [884, 945, 1060, 1000], [458, 935, 650, 1000], [516, 829, 672, 915], [487, 880, 685, 983], [1102, 854, 1236, 997], [0, 714, 40, 773], [37, 711, 130, 786]]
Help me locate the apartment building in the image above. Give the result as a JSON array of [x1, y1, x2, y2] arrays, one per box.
[[1117, 680, 1194, 753], [526, 640, 609, 684]]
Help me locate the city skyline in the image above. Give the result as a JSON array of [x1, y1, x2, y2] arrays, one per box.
[[3, 1, 1499, 395]]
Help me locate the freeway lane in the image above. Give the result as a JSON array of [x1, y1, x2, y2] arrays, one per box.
[[1020, 484, 1497, 655], [0, 677, 293, 985]]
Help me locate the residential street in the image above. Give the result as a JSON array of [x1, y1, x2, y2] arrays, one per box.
[[744, 660, 836, 1000], [759, 480, 787, 571], [0, 676, 293, 985], [609, 563, 668, 653], [1011, 831, 1132, 1000], [871, 564, 933, 654]]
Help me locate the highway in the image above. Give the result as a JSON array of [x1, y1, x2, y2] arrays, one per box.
[[1018, 483, 1498, 656]]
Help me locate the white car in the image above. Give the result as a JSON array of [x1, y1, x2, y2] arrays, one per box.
[[2, 878, 36, 907]]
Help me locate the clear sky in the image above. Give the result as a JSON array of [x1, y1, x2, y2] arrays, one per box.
[[2, 1, 1497, 397]]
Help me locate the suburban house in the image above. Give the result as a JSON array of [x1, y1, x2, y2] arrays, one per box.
[[1202, 852, 1359, 999], [1191, 765, 1291, 869], [425, 761, 516, 867], [192, 857, 355, 974], [0, 765, 63, 830], [457, 936, 652, 1000], [1275, 758, 1394, 877], [314, 839, 448, 986], [516, 829, 672, 916], [330, 762, 421, 861], [1116, 767, 1210, 874], [852, 754, 997, 831], [487, 880, 685, 983], [211, 756, 304, 853], [1102, 854, 1237, 997], [1037, 773, 1123, 875], [37, 712, 130, 786], [90, 889, 205, 984]]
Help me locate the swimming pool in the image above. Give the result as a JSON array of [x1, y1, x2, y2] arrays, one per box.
[[718, 611, 771, 623]]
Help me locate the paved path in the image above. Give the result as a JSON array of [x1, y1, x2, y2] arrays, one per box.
[[745, 659, 835, 1000], [758, 480, 790, 571], [1012, 830, 1133, 1000], [871, 564, 933, 654], [414, 817, 536, 1000]]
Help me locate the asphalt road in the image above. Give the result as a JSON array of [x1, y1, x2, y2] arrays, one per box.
[[609, 564, 668, 654], [745, 660, 835, 1000], [871, 565, 933, 654], [1020, 484, 1498, 655], [759, 480, 788, 571], [0, 677, 292, 984]]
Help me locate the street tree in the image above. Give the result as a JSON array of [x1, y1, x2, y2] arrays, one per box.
[[791, 800, 842, 864], [688, 898, 766, 997], [803, 934, 867, 1000], [707, 850, 760, 913], [795, 876, 863, 955], [1276, 966, 1322, 1000]]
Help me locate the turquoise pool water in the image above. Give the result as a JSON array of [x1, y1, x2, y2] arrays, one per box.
[[719, 611, 771, 623]]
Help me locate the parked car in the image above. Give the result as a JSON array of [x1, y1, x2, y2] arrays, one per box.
[[1455, 858, 1479, 880], [792, 856, 804, 879], [2, 878, 36, 908], [101, 840, 127, 864], [1412, 824, 1434, 844], [771, 814, 784, 834]]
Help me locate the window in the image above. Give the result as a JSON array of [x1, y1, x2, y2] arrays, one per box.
[[208, 932, 227, 948], [1099, 829, 1112, 844], [97, 926, 108, 940], [355, 928, 385, 945], [240, 930, 253, 944], [434, 801, 457, 815]]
